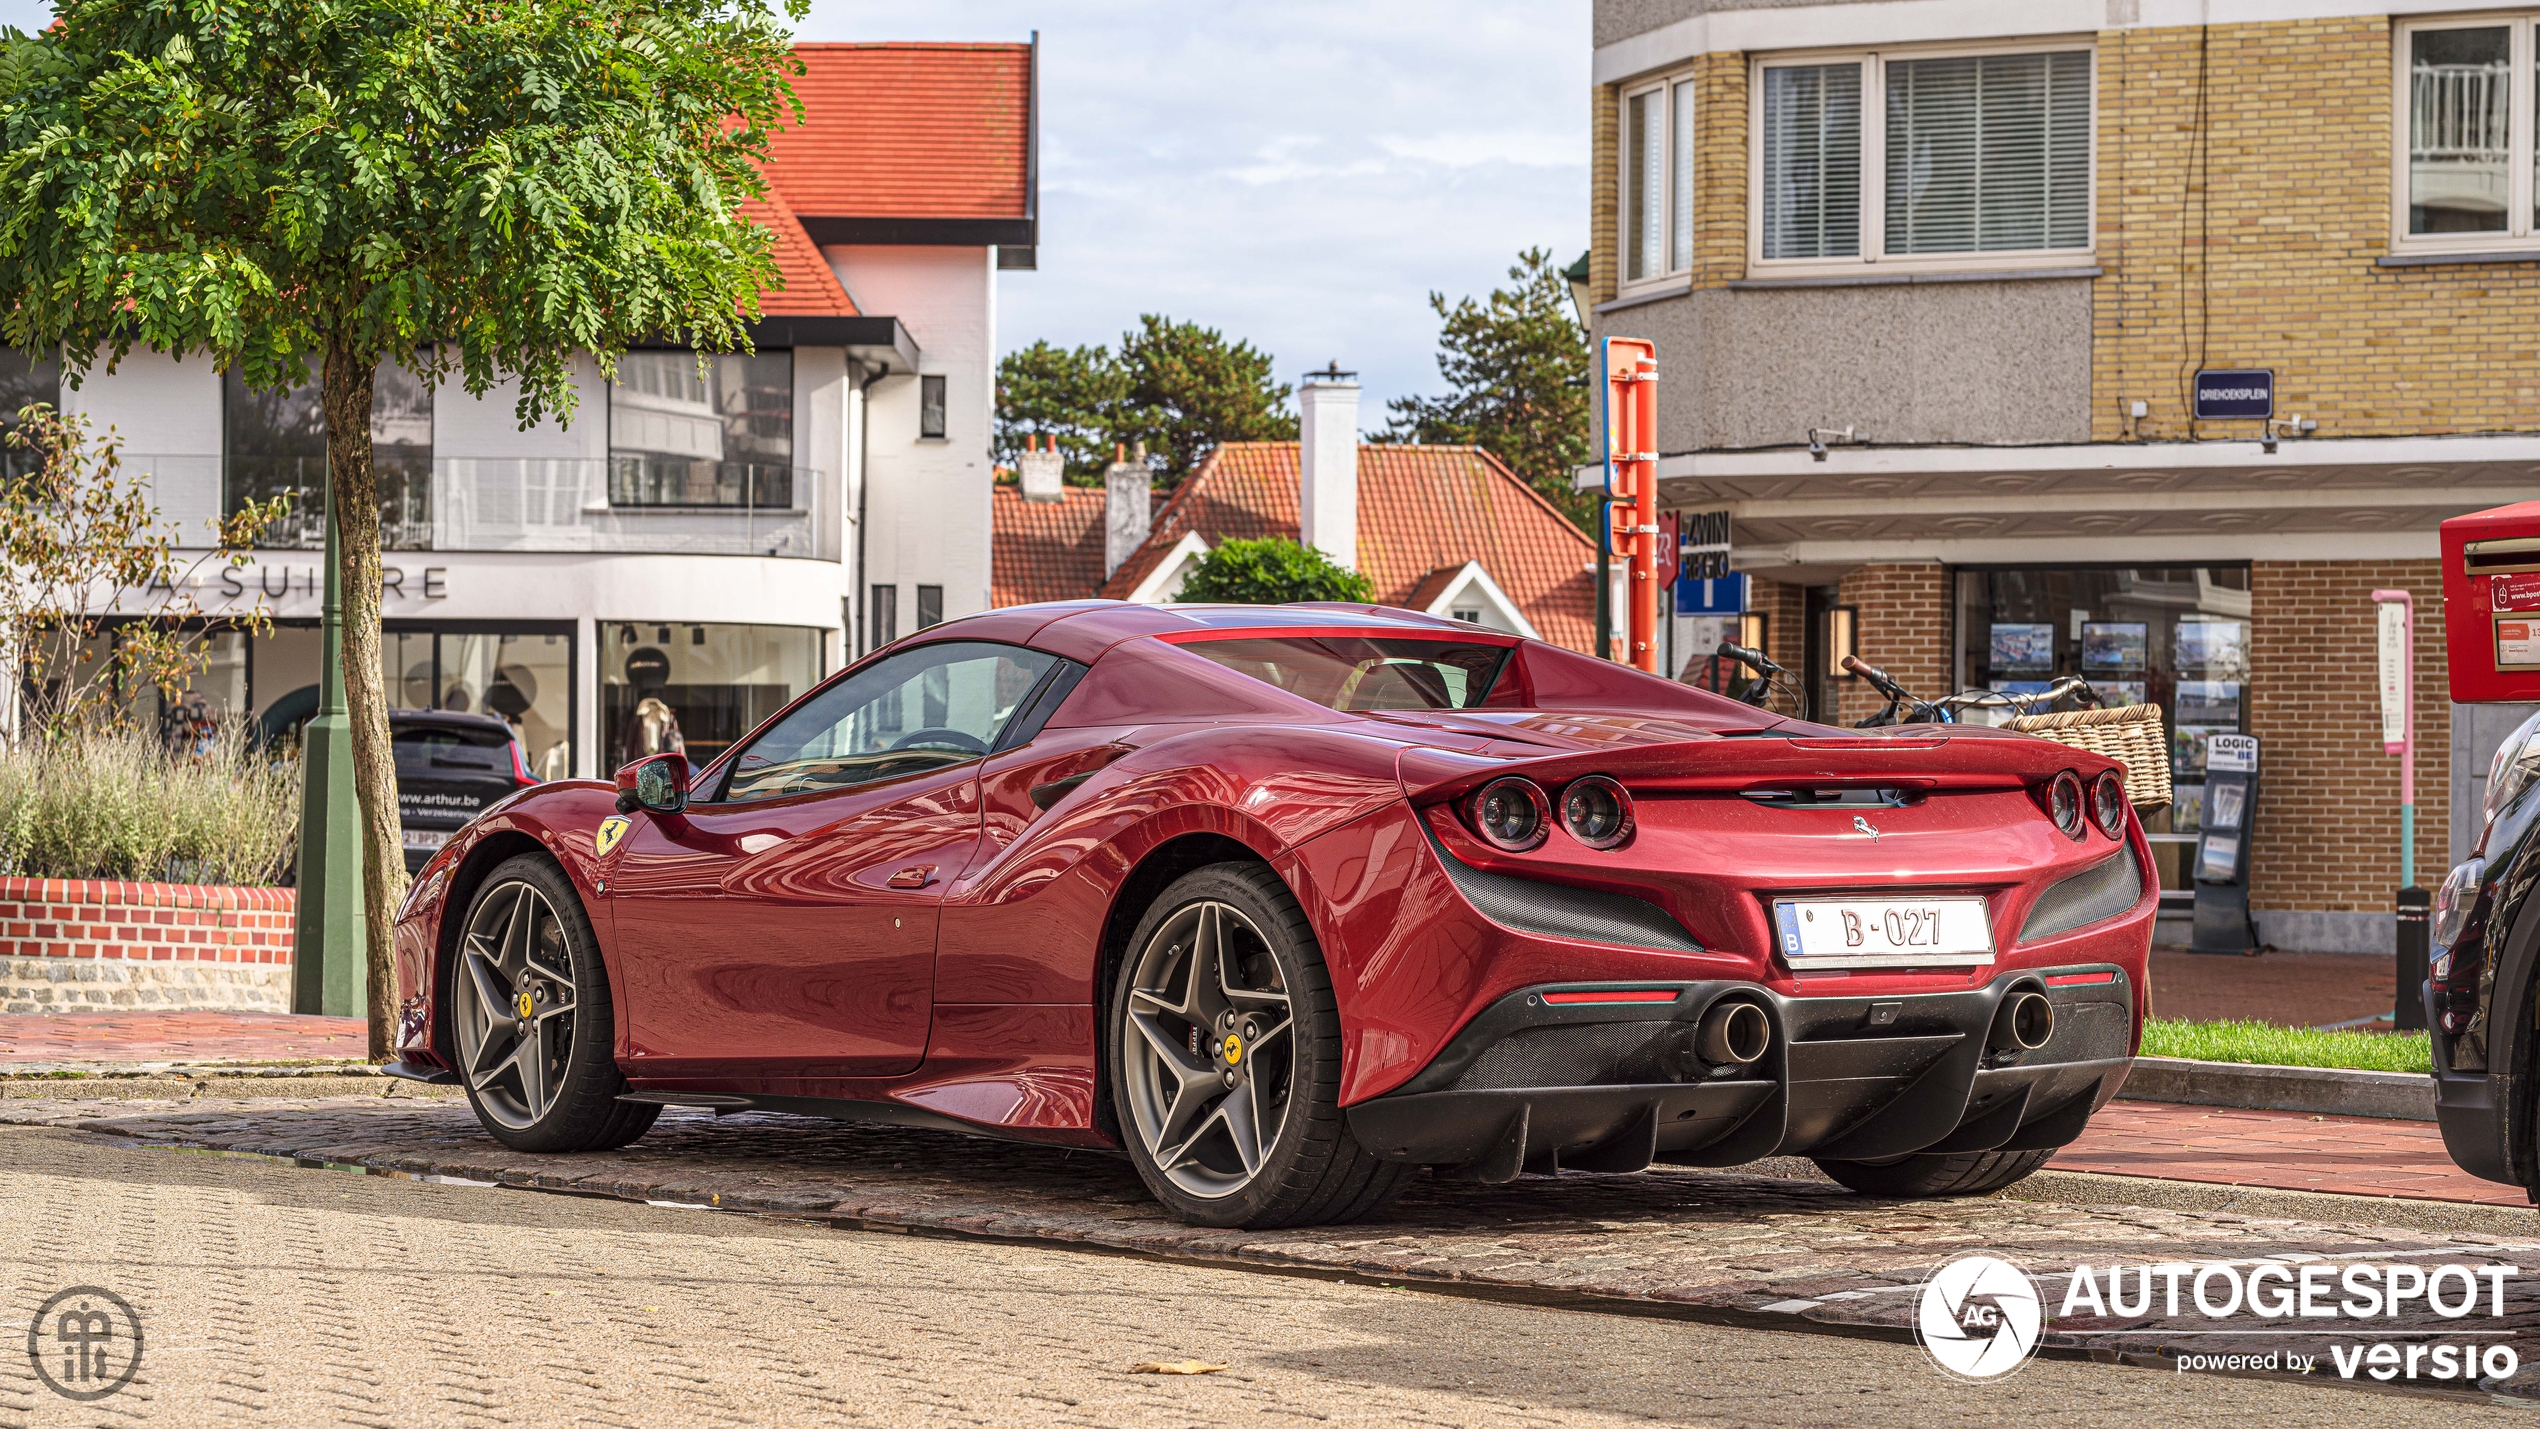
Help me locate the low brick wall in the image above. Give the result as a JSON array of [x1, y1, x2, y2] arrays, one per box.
[[0, 878, 295, 1013]]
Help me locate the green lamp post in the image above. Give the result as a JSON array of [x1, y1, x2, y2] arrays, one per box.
[[292, 474, 366, 1017]]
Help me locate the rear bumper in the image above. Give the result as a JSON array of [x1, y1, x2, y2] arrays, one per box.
[[1343, 967, 2134, 1179]]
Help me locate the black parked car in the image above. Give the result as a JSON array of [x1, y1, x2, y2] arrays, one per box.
[[2430, 708, 2540, 1192], [392, 710, 537, 873]]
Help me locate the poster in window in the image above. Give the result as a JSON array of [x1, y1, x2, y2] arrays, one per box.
[[2172, 782, 2204, 834], [2080, 622, 2148, 671], [2172, 724, 2235, 777], [1989, 623, 2056, 674], [2208, 782, 2247, 831], [2174, 680, 2242, 726], [2175, 618, 2248, 677], [2097, 681, 2149, 707]]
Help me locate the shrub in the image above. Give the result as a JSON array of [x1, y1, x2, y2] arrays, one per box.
[[0, 726, 298, 887], [1178, 536, 1375, 604]]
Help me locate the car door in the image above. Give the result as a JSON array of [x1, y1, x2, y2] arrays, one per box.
[[608, 640, 1065, 1081]]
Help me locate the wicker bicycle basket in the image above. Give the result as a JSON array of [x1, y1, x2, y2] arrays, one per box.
[[2001, 702, 2172, 812]]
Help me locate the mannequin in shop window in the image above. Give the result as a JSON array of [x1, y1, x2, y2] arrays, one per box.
[[622, 645, 687, 775]]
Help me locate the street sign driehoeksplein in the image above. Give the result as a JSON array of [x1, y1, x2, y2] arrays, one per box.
[[2192, 370, 2274, 421]]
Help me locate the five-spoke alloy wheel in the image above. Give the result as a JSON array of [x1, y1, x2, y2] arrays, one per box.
[[450, 855, 656, 1153], [1110, 863, 1410, 1228]]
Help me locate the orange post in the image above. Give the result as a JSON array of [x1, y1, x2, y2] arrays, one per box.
[[1601, 339, 1660, 672]]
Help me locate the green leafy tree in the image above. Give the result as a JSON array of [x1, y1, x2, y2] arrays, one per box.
[[994, 339, 1127, 484], [1177, 537, 1373, 605], [1381, 247, 1593, 528], [0, 0, 805, 1056]]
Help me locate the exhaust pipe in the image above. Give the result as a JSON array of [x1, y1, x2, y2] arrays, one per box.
[[1990, 991, 2054, 1054], [1695, 1001, 1771, 1067]]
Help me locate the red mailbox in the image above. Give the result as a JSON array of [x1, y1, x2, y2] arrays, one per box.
[[2442, 500, 2540, 703]]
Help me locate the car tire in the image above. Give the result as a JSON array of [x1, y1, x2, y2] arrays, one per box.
[[449, 854, 658, 1154], [1108, 862, 1412, 1229], [1810, 1146, 2056, 1198]]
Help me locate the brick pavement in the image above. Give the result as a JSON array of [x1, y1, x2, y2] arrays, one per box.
[[2147, 949, 2398, 1029], [5, 1095, 2540, 1400], [2053, 1102, 2524, 1206]]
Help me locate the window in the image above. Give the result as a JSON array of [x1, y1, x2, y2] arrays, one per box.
[[719, 641, 1060, 803], [1753, 44, 2093, 272], [919, 374, 947, 439], [916, 585, 944, 630], [868, 585, 898, 652], [608, 350, 793, 508], [603, 621, 818, 772], [1182, 637, 1510, 712], [225, 356, 433, 549], [1619, 73, 1700, 286], [2397, 17, 2540, 247]]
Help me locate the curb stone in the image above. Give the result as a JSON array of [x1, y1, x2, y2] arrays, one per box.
[[2116, 1055, 2435, 1121]]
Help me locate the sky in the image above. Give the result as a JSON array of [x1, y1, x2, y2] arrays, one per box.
[[803, 1, 1591, 423], [0, 0, 1592, 423]]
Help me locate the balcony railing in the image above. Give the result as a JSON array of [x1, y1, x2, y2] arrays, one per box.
[[133, 455, 840, 561], [2411, 61, 2511, 163]]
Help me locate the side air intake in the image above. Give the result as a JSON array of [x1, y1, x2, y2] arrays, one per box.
[[1420, 820, 1704, 954], [2018, 847, 2143, 944]]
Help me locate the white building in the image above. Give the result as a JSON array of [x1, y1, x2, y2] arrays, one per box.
[[42, 39, 1035, 779]]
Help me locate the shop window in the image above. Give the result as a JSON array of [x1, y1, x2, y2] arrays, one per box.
[[603, 621, 821, 773], [919, 374, 947, 439], [1754, 44, 2092, 272], [608, 350, 794, 508], [2397, 17, 2540, 248], [224, 356, 434, 550], [1954, 566, 2251, 900], [1618, 71, 1700, 287]]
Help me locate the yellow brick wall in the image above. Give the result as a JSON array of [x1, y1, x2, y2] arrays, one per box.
[[1590, 81, 1618, 306], [2094, 17, 2540, 440], [1588, 53, 1747, 306]]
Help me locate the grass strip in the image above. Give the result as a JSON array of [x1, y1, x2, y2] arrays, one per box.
[[2140, 1017, 2431, 1073]]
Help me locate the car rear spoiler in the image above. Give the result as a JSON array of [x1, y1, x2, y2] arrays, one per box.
[[1397, 728, 2119, 806]]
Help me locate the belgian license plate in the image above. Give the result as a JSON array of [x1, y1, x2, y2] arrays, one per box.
[[1772, 896, 1994, 966], [401, 830, 451, 852]]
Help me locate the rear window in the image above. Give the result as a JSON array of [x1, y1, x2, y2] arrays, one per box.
[[393, 725, 514, 750], [1181, 636, 1509, 711]]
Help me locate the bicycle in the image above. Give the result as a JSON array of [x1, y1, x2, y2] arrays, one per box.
[[1841, 655, 2104, 728], [1712, 641, 1807, 721]]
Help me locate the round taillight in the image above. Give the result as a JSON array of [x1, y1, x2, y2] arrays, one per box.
[[2090, 770, 2127, 839], [1560, 775, 1635, 850], [1468, 777, 1550, 852], [2048, 770, 2086, 839]]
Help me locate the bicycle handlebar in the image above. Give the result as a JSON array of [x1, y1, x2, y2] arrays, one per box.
[[1840, 655, 1913, 703], [1716, 641, 1782, 677]]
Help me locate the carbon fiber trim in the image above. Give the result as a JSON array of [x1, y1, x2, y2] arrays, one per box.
[[2019, 846, 2142, 943], [1420, 820, 1704, 954]]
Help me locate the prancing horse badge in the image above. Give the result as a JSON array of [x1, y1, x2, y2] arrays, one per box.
[[595, 815, 631, 857]]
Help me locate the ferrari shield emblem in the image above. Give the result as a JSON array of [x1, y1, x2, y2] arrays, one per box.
[[595, 815, 631, 857]]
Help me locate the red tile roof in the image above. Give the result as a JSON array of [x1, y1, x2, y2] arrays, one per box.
[[744, 187, 857, 317], [766, 44, 1032, 220], [991, 485, 1107, 608], [1086, 443, 1598, 653]]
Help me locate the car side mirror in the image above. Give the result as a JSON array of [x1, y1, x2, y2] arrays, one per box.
[[615, 754, 688, 816]]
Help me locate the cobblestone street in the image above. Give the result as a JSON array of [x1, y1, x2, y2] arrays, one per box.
[[5, 1095, 2540, 1423], [1, 1119, 2533, 1428]]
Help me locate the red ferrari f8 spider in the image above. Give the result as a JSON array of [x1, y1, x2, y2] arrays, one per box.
[[389, 601, 2153, 1227]]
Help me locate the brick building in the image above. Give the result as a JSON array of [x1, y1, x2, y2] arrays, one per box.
[[1586, 1, 2540, 951]]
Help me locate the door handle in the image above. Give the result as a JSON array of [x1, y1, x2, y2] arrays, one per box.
[[1028, 772, 1095, 810], [886, 865, 937, 889]]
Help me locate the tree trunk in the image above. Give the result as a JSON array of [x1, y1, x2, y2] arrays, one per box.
[[320, 342, 406, 1062]]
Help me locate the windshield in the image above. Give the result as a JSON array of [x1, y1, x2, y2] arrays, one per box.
[[1181, 636, 1510, 712]]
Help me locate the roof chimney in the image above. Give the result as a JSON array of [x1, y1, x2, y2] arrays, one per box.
[[1018, 432, 1064, 502], [1297, 362, 1358, 571], [1104, 441, 1151, 579]]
